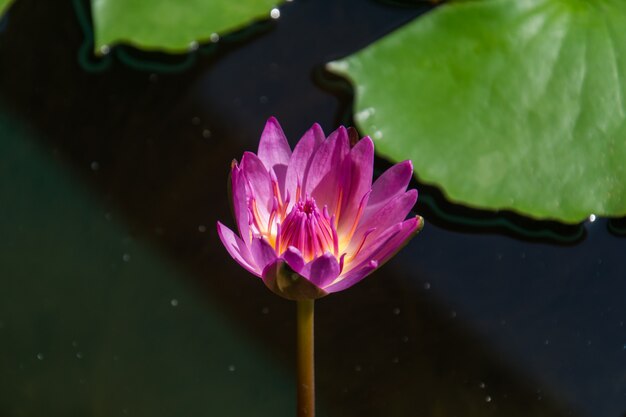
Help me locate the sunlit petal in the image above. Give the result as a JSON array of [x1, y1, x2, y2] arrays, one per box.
[[218, 117, 423, 299]]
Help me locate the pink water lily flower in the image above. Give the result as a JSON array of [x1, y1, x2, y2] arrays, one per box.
[[217, 117, 424, 300]]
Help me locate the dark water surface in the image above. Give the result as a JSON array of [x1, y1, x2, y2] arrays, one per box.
[[1, 1, 625, 417]]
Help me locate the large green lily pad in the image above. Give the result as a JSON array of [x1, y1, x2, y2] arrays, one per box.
[[330, 0, 626, 223], [91, 0, 281, 53]]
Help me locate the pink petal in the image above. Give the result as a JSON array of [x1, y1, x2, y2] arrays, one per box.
[[324, 260, 378, 294], [304, 126, 350, 211], [284, 123, 325, 204], [300, 252, 341, 289], [350, 189, 417, 252], [365, 160, 413, 218], [241, 151, 273, 228], [369, 216, 423, 265], [230, 162, 250, 243], [257, 117, 291, 194], [337, 136, 374, 236], [346, 216, 423, 275], [217, 222, 259, 276], [282, 246, 305, 273], [250, 237, 277, 272]]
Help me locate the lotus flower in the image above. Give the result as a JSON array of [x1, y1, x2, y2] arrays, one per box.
[[217, 117, 424, 300]]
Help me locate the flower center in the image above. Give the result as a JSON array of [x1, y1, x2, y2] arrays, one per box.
[[277, 197, 338, 262]]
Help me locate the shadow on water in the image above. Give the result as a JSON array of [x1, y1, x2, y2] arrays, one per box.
[[0, 0, 624, 417], [608, 217, 626, 237]]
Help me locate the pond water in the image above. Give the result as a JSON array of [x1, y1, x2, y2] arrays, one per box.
[[0, 1, 625, 417]]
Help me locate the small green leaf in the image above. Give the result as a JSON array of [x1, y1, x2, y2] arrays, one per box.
[[0, 0, 15, 17], [330, 0, 626, 223], [91, 0, 281, 53]]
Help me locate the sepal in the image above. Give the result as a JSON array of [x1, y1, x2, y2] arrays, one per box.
[[262, 260, 328, 301]]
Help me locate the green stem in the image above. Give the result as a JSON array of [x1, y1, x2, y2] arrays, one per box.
[[297, 299, 315, 417]]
